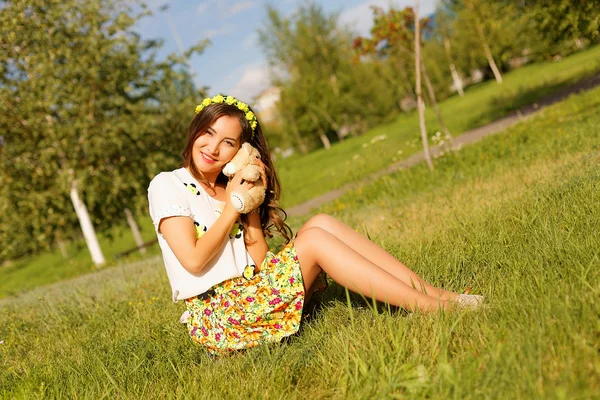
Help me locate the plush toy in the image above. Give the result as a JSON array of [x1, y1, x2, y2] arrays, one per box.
[[222, 143, 266, 213]]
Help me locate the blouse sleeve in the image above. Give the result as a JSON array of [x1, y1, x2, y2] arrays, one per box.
[[148, 172, 192, 231]]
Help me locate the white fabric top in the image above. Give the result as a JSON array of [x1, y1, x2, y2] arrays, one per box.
[[148, 167, 250, 302]]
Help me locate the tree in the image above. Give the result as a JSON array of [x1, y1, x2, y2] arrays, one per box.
[[353, 5, 450, 161], [523, 0, 600, 57], [0, 0, 207, 263], [433, 2, 464, 96], [463, 0, 503, 83], [258, 4, 397, 152], [414, 0, 433, 171]]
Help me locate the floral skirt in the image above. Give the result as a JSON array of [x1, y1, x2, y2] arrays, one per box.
[[183, 242, 327, 355]]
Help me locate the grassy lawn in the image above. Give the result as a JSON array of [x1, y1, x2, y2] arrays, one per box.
[[1, 84, 598, 397], [276, 45, 600, 208], [3, 46, 599, 299], [0, 217, 159, 299]]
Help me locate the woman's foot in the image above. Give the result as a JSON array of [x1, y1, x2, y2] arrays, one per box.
[[456, 293, 484, 309]]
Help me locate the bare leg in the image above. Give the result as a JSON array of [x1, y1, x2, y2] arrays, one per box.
[[297, 214, 458, 300], [294, 227, 449, 312]]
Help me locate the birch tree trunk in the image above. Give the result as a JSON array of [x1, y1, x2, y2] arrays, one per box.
[[318, 132, 331, 150], [70, 180, 105, 266], [311, 105, 342, 140], [415, 0, 434, 171], [421, 59, 452, 138], [310, 113, 331, 150], [288, 115, 308, 155], [464, 0, 502, 84], [125, 207, 146, 255], [474, 19, 503, 83], [443, 36, 465, 96], [56, 237, 68, 259]]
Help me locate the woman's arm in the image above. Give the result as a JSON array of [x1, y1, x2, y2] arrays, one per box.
[[245, 212, 269, 266], [160, 203, 239, 275], [159, 173, 248, 275]]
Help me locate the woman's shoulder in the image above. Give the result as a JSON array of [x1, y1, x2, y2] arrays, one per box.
[[148, 168, 188, 190]]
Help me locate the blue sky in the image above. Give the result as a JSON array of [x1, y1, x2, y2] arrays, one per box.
[[135, 0, 437, 104]]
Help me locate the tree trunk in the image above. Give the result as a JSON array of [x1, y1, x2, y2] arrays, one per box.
[[312, 105, 342, 140], [70, 180, 105, 266], [318, 132, 331, 150], [443, 36, 465, 96], [310, 113, 331, 150], [125, 207, 146, 255], [421, 59, 452, 138], [415, 0, 433, 171], [475, 19, 503, 83], [56, 237, 68, 259], [288, 115, 308, 155]]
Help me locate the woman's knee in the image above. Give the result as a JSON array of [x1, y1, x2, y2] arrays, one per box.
[[297, 213, 335, 237], [295, 226, 327, 251], [294, 227, 326, 278]]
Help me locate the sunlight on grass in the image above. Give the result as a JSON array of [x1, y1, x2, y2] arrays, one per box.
[[1, 86, 598, 397], [4, 47, 599, 300], [0, 217, 159, 298]]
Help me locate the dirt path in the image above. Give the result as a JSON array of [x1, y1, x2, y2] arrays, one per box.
[[286, 73, 600, 217]]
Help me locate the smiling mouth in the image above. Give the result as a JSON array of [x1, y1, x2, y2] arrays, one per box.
[[201, 152, 217, 164]]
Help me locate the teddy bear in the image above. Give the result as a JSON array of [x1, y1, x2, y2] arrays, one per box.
[[222, 142, 266, 214]]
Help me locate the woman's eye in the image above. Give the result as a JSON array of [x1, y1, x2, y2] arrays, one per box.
[[226, 141, 235, 147]]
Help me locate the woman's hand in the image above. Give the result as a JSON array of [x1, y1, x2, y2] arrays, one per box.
[[255, 158, 268, 188]]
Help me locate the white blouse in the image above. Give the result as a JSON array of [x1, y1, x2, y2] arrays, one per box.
[[148, 167, 250, 302]]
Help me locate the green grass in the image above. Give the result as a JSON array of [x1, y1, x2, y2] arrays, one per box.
[[1, 83, 598, 397], [0, 217, 159, 298], [276, 44, 600, 208], [4, 46, 600, 299]]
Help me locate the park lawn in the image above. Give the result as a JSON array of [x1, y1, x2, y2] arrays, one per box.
[[0, 217, 159, 299], [2, 46, 599, 299], [0, 84, 598, 398], [276, 44, 600, 208]]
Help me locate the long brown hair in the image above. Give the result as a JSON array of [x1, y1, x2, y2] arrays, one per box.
[[181, 100, 293, 243]]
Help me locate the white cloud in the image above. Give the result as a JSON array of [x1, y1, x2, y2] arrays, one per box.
[[228, 63, 271, 102], [340, 0, 438, 37], [227, 1, 257, 17], [202, 23, 235, 39]]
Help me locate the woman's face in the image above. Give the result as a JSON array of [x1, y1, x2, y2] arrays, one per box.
[[192, 115, 242, 179]]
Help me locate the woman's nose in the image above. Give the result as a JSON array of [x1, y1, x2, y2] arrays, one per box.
[[206, 138, 219, 155]]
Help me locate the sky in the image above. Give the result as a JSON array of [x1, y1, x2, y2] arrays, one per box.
[[135, 0, 438, 107]]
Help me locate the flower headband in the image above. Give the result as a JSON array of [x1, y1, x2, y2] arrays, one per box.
[[195, 94, 258, 136]]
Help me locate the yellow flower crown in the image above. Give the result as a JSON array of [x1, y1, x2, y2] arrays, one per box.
[[195, 94, 258, 136]]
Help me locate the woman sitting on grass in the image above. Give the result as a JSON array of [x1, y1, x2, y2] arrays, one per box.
[[148, 94, 483, 355]]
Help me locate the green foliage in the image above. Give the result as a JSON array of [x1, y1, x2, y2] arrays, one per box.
[[0, 0, 207, 261], [258, 0, 600, 155], [523, 0, 600, 57], [442, 1, 531, 75], [1, 87, 599, 398], [258, 4, 397, 152], [352, 5, 421, 104]]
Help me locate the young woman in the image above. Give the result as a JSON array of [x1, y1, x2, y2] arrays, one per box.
[[148, 94, 483, 355]]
